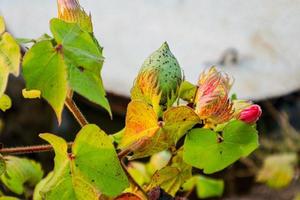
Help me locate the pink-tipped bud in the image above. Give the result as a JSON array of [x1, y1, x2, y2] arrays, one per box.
[[194, 66, 234, 125], [238, 104, 262, 124]]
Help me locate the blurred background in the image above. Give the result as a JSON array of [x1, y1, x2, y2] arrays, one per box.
[[0, 0, 300, 199]]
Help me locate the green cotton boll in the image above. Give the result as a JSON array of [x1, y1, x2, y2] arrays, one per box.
[[131, 42, 183, 114]]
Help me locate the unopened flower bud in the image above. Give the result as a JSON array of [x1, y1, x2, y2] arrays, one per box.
[[237, 104, 262, 124], [131, 42, 183, 115], [194, 67, 233, 125], [57, 0, 93, 32]]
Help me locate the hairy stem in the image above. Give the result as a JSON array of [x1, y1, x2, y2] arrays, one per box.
[[65, 97, 88, 127], [0, 143, 73, 155]]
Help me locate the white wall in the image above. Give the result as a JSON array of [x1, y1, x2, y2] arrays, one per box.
[[1, 0, 300, 100]]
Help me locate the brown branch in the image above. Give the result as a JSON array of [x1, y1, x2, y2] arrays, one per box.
[[65, 97, 88, 127], [0, 143, 73, 155]]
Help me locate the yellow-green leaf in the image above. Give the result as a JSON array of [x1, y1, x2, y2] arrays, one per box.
[[22, 89, 41, 99], [0, 16, 5, 34], [0, 154, 5, 176], [0, 94, 11, 111], [257, 153, 297, 188], [0, 197, 19, 200], [0, 31, 21, 96], [22, 40, 68, 123], [1, 156, 43, 195]]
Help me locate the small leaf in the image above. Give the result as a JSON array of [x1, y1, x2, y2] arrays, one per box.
[[0, 67, 8, 97], [0, 31, 21, 96], [0, 154, 5, 176], [1, 156, 43, 195], [178, 81, 197, 103], [0, 197, 19, 200], [0, 16, 5, 35], [0, 94, 11, 111], [183, 120, 258, 174], [22, 89, 41, 99], [120, 101, 199, 159], [39, 124, 128, 199], [22, 40, 68, 123], [147, 150, 192, 197], [257, 153, 297, 188], [182, 175, 224, 199]]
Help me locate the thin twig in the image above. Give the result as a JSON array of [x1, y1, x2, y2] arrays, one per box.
[[0, 143, 73, 155], [65, 97, 88, 127]]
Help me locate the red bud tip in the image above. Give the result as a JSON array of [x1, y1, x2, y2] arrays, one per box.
[[238, 104, 262, 124]]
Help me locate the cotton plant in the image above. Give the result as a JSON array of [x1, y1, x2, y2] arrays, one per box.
[[0, 0, 262, 199]]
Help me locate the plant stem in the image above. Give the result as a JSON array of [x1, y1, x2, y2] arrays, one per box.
[[0, 143, 73, 155], [65, 97, 88, 127]]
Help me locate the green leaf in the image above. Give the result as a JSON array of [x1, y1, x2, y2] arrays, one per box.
[[182, 175, 224, 199], [147, 150, 192, 197], [50, 19, 103, 70], [0, 154, 5, 176], [257, 153, 297, 188], [178, 81, 197, 103], [67, 64, 111, 116], [50, 18, 111, 116], [39, 124, 128, 199], [0, 16, 5, 35], [22, 40, 68, 123], [72, 124, 128, 196], [0, 32, 21, 96], [0, 94, 11, 111], [1, 156, 43, 195], [183, 120, 258, 174]]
